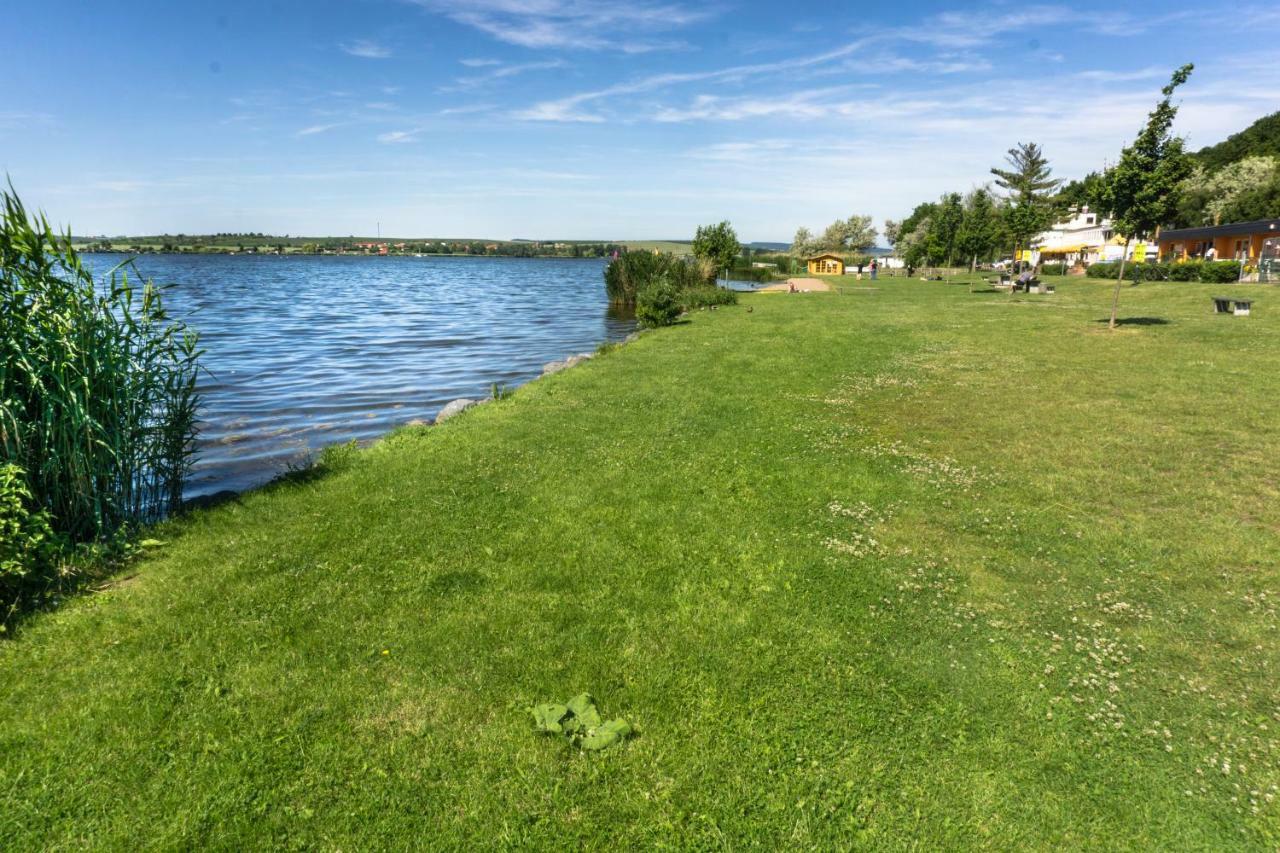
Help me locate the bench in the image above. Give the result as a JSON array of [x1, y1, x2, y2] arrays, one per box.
[[1213, 296, 1253, 316]]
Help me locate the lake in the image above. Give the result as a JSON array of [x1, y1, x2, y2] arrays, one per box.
[[84, 254, 634, 498]]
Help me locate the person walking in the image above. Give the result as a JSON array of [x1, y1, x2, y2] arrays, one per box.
[[856, 261, 863, 281]]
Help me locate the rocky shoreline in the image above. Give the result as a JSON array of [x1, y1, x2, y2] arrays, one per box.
[[423, 330, 645, 426]]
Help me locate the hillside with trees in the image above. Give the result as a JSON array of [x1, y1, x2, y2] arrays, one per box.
[[1192, 111, 1280, 171]]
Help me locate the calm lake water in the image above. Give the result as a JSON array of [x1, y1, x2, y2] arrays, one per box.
[[85, 254, 633, 498]]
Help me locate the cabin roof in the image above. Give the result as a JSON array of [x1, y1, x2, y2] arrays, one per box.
[[1159, 219, 1280, 242], [807, 253, 844, 261]]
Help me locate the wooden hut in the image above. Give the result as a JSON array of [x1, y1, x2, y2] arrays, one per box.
[[807, 254, 845, 275]]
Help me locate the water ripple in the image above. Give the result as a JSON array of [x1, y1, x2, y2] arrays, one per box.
[[86, 254, 632, 497]]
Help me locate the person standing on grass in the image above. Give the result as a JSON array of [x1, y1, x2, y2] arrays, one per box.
[[856, 260, 863, 280], [870, 258, 878, 280]]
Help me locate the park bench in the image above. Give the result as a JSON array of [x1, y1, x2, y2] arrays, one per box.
[[1213, 296, 1253, 316]]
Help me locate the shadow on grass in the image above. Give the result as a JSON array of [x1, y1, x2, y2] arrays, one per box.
[[428, 570, 487, 596], [1095, 317, 1171, 327]]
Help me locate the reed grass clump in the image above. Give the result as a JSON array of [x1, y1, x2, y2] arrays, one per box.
[[604, 251, 716, 306], [1, 186, 201, 607]]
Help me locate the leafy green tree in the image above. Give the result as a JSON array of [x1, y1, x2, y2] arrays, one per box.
[[1095, 64, 1194, 330], [692, 221, 741, 274], [928, 193, 964, 267], [957, 188, 999, 275], [882, 219, 902, 249], [819, 215, 877, 254], [899, 218, 933, 270], [1219, 169, 1280, 223], [991, 141, 1061, 270], [1192, 156, 1274, 222], [790, 226, 817, 259]]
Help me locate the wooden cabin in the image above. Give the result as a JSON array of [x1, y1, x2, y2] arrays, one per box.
[[807, 254, 845, 275], [1157, 218, 1280, 262]]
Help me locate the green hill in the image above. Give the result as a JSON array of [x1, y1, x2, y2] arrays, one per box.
[[1193, 111, 1280, 172]]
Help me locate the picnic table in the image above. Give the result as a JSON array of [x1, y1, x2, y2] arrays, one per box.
[[1213, 296, 1253, 316]]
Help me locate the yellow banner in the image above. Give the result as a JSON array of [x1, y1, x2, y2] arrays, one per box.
[[1133, 243, 1147, 263]]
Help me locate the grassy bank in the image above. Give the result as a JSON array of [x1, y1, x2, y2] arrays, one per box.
[[3, 276, 1279, 847]]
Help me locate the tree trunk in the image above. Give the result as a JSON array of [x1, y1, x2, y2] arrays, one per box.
[[1009, 241, 1020, 296], [1108, 237, 1131, 330]]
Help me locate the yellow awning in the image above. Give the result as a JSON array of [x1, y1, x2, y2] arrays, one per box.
[[1038, 243, 1091, 254]]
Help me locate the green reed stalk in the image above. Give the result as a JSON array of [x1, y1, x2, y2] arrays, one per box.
[[0, 185, 202, 553]]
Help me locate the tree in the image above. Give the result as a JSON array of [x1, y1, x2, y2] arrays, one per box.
[[1219, 169, 1280, 223], [899, 218, 933, 271], [1198, 156, 1280, 222], [928, 193, 964, 268], [819, 215, 877, 254], [1095, 64, 1194, 330], [692, 221, 741, 274], [790, 226, 817, 260], [991, 141, 1061, 272], [893, 201, 938, 272], [956, 188, 999, 277], [883, 219, 902, 249], [1053, 171, 1105, 212]]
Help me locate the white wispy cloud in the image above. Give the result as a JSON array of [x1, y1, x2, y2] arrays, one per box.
[[511, 38, 881, 122], [444, 59, 568, 92], [407, 0, 712, 51], [902, 6, 1073, 47], [296, 123, 342, 137], [1074, 67, 1171, 82], [340, 39, 392, 59], [377, 129, 423, 143], [439, 104, 497, 116]]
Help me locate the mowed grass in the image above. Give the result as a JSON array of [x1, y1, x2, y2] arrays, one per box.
[[4, 276, 1280, 848]]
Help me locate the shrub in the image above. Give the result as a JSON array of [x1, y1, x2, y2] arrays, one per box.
[[1129, 262, 1169, 282], [604, 252, 713, 305], [0, 463, 56, 602], [680, 286, 737, 310], [1201, 260, 1242, 283], [1087, 261, 1120, 279], [1086, 260, 1167, 282], [1, 186, 202, 584], [636, 281, 681, 328], [1040, 262, 1066, 276], [1168, 260, 1202, 281]]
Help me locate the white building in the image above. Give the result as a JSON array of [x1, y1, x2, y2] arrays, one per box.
[[1032, 207, 1156, 267]]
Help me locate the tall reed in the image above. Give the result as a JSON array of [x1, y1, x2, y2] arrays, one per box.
[[0, 186, 202, 554], [604, 251, 715, 305]]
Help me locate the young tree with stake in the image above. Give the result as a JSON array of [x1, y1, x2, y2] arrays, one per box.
[[1095, 64, 1194, 330]]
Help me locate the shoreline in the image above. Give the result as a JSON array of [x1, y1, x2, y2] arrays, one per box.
[[7, 277, 1279, 846]]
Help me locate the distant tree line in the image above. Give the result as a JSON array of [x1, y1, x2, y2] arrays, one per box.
[[886, 73, 1280, 275]]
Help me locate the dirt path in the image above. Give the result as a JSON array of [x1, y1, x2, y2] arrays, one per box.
[[758, 277, 832, 292]]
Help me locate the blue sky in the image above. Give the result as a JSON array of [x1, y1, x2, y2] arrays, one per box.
[[3, 1, 1277, 240]]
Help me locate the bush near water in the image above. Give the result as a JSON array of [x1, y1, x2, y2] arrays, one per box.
[[605, 249, 737, 328], [0, 188, 202, 614]]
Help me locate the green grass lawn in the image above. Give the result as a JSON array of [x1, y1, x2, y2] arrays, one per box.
[[4, 275, 1280, 848]]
